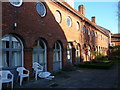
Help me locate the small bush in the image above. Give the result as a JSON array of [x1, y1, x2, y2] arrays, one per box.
[[76, 60, 114, 69], [93, 51, 107, 60]]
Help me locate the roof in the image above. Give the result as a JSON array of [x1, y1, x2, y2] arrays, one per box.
[[112, 33, 120, 37], [54, 1, 110, 37], [111, 33, 120, 42], [99, 26, 111, 36]]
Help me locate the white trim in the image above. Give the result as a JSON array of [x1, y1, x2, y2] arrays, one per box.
[[2, 34, 24, 67], [9, 0, 23, 7], [41, 39, 47, 71], [32, 39, 47, 71], [16, 36, 24, 67], [55, 10, 62, 23], [58, 42, 62, 69], [76, 21, 80, 30], [67, 16, 72, 27], [53, 41, 62, 70]]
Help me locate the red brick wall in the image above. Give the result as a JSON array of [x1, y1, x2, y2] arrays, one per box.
[[2, 2, 68, 73], [2, 2, 110, 74]]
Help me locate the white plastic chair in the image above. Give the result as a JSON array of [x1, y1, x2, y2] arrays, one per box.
[[0, 70, 14, 88], [16, 67, 29, 86], [32, 62, 43, 80], [32, 62, 54, 80]]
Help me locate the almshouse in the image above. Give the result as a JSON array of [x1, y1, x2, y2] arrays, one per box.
[[2, 0, 111, 79]]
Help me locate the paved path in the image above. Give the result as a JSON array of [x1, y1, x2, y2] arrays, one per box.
[[13, 63, 118, 89]]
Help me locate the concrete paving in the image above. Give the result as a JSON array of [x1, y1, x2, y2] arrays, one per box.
[[10, 63, 119, 89]]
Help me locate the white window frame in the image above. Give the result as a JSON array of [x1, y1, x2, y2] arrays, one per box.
[[2, 34, 24, 68], [53, 41, 62, 70], [67, 16, 72, 27], [9, 0, 23, 7], [55, 10, 62, 23], [33, 39, 47, 71], [36, 2, 47, 17]]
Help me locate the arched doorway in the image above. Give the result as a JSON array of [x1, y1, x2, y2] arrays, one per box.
[[88, 46, 91, 61], [53, 41, 62, 71], [32, 39, 47, 71], [2, 34, 23, 68], [75, 44, 80, 63], [67, 43, 72, 63]]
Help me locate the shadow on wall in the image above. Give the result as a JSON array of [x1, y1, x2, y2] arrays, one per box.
[[2, 2, 68, 79]]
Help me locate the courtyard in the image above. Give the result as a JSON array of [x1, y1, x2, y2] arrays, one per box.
[[9, 62, 119, 89]]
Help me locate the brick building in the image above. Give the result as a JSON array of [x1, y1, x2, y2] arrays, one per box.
[[111, 33, 120, 46], [2, 1, 110, 78]]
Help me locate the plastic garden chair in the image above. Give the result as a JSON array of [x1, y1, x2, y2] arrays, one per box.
[[0, 70, 14, 88], [32, 62, 55, 80], [16, 67, 29, 86], [32, 62, 43, 80]]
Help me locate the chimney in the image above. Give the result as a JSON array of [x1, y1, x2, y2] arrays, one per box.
[[78, 5, 85, 16], [91, 16, 96, 23]]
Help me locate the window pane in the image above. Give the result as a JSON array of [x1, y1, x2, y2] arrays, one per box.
[[39, 40, 44, 49], [67, 17, 72, 27], [33, 52, 38, 63], [39, 51, 44, 64], [12, 51, 22, 66], [2, 41, 6, 48], [56, 42, 60, 49], [54, 51, 60, 62], [12, 37, 21, 49], [2, 52, 8, 67], [2, 35, 23, 68], [12, 41, 21, 49], [55, 11, 61, 23]]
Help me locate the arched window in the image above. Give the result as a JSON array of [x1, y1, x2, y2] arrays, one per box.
[[2, 34, 23, 68], [76, 21, 80, 30], [32, 39, 47, 71], [53, 41, 62, 71], [88, 46, 91, 61], [92, 30, 95, 37], [82, 25, 86, 33], [75, 45, 80, 63], [88, 28, 90, 35]]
